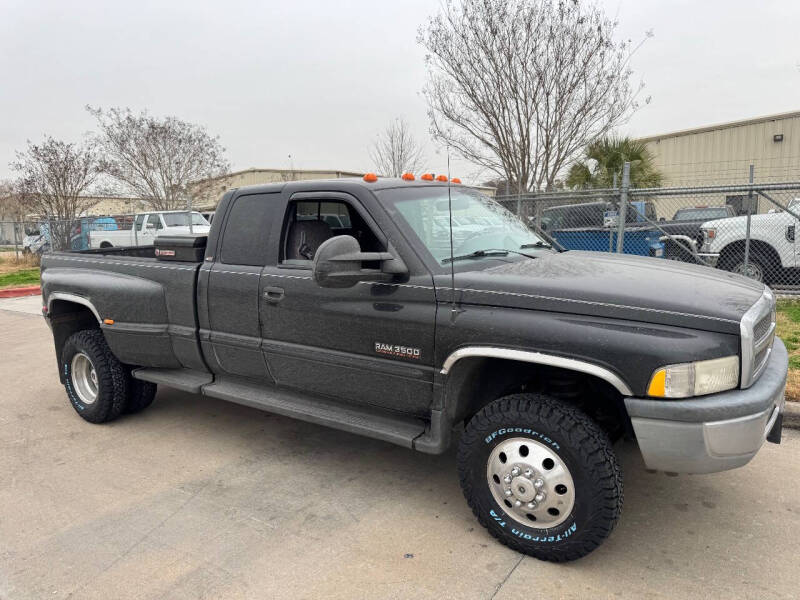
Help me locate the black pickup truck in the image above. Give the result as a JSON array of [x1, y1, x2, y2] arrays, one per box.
[[40, 177, 786, 562]]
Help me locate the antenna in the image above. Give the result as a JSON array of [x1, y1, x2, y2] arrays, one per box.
[[446, 147, 457, 318]]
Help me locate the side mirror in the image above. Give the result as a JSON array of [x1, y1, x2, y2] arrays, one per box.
[[312, 235, 408, 288]]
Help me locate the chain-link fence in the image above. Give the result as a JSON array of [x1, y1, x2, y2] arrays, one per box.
[[0, 210, 212, 259], [497, 165, 800, 292], [3, 169, 800, 292]]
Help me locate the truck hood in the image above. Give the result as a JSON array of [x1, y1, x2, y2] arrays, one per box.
[[448, 251, 764, 334], [702, 213, 776, 230], [163, 226, 211, 235]]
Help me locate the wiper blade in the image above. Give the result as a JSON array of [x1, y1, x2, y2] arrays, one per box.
[[442, 249, 509, 264], [520, 241, 552, 249]]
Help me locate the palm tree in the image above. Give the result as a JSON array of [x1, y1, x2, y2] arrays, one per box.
[[566, 136, 662, 189]]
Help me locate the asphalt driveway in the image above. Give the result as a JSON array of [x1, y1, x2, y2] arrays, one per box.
[[1, 302, 798, 599]]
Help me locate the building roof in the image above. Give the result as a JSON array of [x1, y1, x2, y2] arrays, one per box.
[[196, 167, 365, 184], [638, 109, 800, 143]]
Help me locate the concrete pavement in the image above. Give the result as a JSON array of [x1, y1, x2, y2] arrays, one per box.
[[1, 306, 798, 599]]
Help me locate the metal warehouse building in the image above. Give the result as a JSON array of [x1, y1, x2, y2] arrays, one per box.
[[639, 110, 800, 215], [191, 168, 365, 208]]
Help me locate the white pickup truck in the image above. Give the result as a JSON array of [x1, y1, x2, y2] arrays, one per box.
[[89, 211, 211, 249], [698, 198, 800, 283]]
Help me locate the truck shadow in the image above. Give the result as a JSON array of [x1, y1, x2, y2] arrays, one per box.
[[135, 387, 784, 569]]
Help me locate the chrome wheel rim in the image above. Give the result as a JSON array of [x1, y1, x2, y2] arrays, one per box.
[[733, 261, 764, 281], [71, 352, 98, 405], [487, 437, 575, 528]]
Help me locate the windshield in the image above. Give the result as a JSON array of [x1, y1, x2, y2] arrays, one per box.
[[673, 208, 730, 221], [379, 187, 548, 265], [162, 212, 210, 227]]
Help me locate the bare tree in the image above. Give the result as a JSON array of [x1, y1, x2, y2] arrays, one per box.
[[369, 118, 426, 177], [88, 106, 230, 210], [10, 137, 101, 250], [419, 0, 650, 191], [0, 180, 26, 221]]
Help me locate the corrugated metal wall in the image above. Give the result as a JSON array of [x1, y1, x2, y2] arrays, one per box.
[[641, 112, 800, 215]]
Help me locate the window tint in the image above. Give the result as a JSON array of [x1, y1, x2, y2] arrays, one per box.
[[220, 195, 273, 265], [134, 214, 145, 230]]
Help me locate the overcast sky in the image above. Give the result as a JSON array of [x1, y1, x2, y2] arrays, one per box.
[[1, 0, 799, 184]]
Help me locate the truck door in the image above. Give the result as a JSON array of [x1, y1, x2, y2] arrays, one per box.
[[202, 193, 278, 381], [258, 192, 436, 416]]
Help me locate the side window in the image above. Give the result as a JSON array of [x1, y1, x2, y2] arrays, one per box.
[[134, 214, 145, 230], [220, 195, 273, 266], [280, 199, 383, 266], [147, 214, 162, 230]]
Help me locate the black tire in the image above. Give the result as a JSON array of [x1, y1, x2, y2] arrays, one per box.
[[458, 393, 622, 562], [61, 329, 128, 423], [721, 251, 769, 283], [124, 375, 157, 414]]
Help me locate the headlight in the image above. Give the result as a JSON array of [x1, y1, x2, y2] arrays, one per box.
[[647, 355, 739, 398], [702, 227, 716, 241]]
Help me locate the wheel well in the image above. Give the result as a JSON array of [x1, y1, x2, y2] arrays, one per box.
[[48, 300, 100, 379], [719, 239, 781, 268], [99, 241, 113, 248], [444, 357, 632, 440]]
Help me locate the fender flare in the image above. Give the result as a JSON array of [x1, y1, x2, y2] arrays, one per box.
[[48, 292, 101, 323], [440, 347, 633, 396]]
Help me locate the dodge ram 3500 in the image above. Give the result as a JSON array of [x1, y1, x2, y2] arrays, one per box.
[[40, 177, 787, 562]]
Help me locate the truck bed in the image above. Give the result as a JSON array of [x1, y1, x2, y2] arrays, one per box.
[[41, 249, 206, 372]]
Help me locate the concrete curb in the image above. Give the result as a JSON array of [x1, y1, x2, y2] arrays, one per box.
[[0, 285, 41, 299], [784, 401, 800, 430]]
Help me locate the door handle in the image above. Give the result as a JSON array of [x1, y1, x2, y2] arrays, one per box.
[[263, 286, 285, 303]]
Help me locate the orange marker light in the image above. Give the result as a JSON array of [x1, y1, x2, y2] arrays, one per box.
[[103, 319, 115, 325], [363, 173, 378, 183], [401, 172, 415, 181], [436, 175, 448, 182], [421, 173, 434, 181], [451, 178, 461, 184]]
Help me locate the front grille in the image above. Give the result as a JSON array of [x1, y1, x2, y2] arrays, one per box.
[[753, 314, 772, 342], [740, 289, 776, 388]]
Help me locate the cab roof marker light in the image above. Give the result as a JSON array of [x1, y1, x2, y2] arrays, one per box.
[[421, 173, 434, 181], [436, 175, 448, 182], [451, 178, 462, 184], [363, 173, 378, 183], [401, 173, 415, 181]]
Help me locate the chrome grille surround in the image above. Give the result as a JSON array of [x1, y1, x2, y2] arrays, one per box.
[[740, 287, 776, 388]]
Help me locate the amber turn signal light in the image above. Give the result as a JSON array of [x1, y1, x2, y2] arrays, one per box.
[[363, 173, 378, 182], [420, 173, 434, 181], [451, 178, 461, 184], [401, 173, 415, 181]]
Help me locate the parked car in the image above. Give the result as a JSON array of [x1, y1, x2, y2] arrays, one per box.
[[41, 178, 785, 562], [698, 199, 800, 283], [657, 205, 737, 261], [540, 200, 664, 257], [88, 211, 211, 248]]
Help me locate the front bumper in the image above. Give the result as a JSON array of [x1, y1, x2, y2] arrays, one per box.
[[696, 252, 720, 268], [624, 338, 787, 474]]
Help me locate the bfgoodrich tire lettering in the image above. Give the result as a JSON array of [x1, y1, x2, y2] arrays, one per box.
[[61, 329, 128, 423], [458, 393, 623, 562]]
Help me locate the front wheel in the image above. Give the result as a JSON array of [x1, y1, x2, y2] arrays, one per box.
[[457, 394, 623, 562]]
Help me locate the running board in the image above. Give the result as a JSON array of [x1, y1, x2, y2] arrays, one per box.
[[132, 367, 213, 393], [202, 378, 427, 449]]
